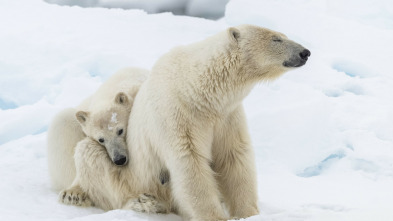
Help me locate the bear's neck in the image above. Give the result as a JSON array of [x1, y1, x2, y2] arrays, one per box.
[[179, 42, 254, 119]]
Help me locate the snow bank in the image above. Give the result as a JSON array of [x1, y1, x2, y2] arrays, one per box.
[[1, 0, 392, 220], [44, 0, 229, 19]]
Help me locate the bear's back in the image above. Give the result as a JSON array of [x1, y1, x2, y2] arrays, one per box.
[[78, 67, 148, 110]]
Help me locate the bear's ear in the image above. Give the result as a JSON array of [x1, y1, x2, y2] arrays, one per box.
[[228, 27, 240, 44], [115, 92, 129, 105], [76, 111, 89, 124]]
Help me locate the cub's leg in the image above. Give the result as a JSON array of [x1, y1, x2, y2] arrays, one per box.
[[212, 106, 259, 218], [73, 137, 170, 213], [59, 184, 93, 207], [47, 108, 85, 191], [72, 137, 126, 210]]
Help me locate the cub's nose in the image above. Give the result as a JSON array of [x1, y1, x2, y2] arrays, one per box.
[[299, 49, 311, 60], [114, 155, 127, 166]]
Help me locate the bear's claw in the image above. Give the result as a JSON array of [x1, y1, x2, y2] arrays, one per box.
[[122, 193, 169, 213], [59, 187, 93, 207]]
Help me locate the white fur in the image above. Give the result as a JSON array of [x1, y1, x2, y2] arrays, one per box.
[[47, 67, 150, 208], [67, 137, 170, 212], [51, 25, 309, 220], [123, 25, 308, 220]]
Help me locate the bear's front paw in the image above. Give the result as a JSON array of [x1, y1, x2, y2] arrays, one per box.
[[123, 193, 169, 214], [59, 187, 93, 207]]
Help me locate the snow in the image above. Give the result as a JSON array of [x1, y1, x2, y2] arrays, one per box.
[[44, 0, 229, 19], [108, 112, 118, 130], [0, 0, 392, 220], [111, 112, 118, 123]]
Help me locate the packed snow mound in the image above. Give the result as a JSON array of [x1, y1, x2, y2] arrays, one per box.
[[1, 0, 393, 220], [44, 0, 229, 19]]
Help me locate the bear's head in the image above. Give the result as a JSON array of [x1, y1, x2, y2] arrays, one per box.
[[76, 92, 131, 166], [228, 25, 310, 81]]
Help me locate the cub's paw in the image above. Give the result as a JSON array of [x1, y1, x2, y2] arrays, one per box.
[[59, 187, 93, 207], [123, 193, 169, 214]]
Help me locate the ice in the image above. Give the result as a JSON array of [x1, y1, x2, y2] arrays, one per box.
[[1, 0, 393, 220], [298, 150, 347, 178], [186, 0, 229, 19], [44, 0, 229, 19]]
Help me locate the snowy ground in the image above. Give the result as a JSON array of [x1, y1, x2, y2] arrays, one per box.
[[44, 0, 229, 19], [1, 0, 393, 220]]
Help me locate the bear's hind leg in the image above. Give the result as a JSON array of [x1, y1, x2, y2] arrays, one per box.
[[47, 108, 85, 191]]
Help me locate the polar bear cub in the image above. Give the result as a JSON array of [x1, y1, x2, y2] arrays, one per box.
[[47, 67, 167, 211]]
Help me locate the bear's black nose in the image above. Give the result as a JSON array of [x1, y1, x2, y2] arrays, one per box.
[[299, 49, 311, 60], [114, 155, 127, 166]]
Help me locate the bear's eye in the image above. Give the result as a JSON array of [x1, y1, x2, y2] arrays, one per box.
[[272, 36, 282, 42], [98, 138, 105, 143], [118, 129, 123, 136]]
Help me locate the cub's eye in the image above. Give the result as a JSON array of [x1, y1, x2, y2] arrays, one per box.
[[98, 138, 105, 143], [118, 129, 123, 136]]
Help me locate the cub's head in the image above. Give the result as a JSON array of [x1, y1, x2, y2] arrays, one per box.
[[228, 24, 310, 80], [76, 92, 131, 166]]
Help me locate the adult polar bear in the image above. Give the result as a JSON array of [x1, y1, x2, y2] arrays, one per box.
[[124, 24, 310, 220], [72, 24, 310, 220]]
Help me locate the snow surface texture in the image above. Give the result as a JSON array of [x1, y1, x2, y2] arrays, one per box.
[[0, 0, 392, 220], [44, 0, 229, 19]]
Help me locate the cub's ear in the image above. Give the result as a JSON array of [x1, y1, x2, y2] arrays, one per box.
[[76, 111, 89, 124], [228, 27, 240, 43], [115, 92, 129, 105]]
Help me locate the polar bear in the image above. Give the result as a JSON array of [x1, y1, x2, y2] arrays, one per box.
[[47, 67, 164, 210], [125, 24, 311, 220], [66, 136, 170, 212], [71, 24, 310, 220]]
